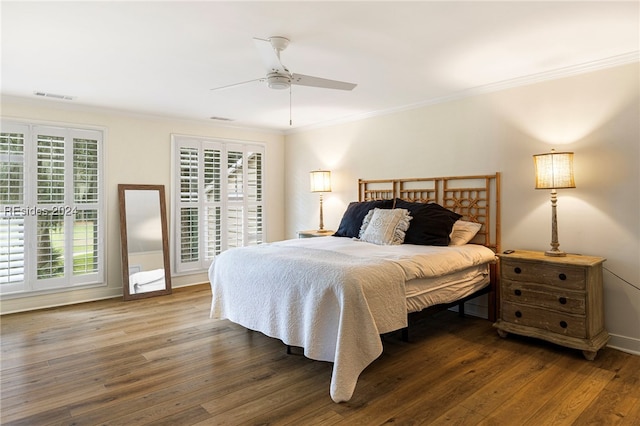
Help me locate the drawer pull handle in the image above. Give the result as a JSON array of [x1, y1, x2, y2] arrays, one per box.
[[514, 289, 522, 296], [558, 273, 567, 280], [515, 311, 522, 318], [559, 297, 567, 305], [560, 321, 568, 328], [514, 267, 522, 274]]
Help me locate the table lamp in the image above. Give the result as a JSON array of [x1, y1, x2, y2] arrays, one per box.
[[309, 170, 332, 232], [533, 149, 575, 257]]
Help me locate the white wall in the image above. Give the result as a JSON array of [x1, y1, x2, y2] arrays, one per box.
[[0, 97, 286, 313], [284, 63, 640, 354]]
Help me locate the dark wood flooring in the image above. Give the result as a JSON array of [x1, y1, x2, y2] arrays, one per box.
[[1, 284, 639, 425]]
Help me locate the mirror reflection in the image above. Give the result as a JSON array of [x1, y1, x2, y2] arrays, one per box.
[[118, 184, 172, 300]]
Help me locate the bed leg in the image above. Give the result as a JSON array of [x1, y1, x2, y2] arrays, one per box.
[[458, 302, 465, 317], [401, 327, 409, 342], [286, 345, 292, 355]]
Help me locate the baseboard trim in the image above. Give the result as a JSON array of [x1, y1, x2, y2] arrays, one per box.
[[607, 333, 640, 356]]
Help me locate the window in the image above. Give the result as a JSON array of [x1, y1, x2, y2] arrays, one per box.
[[0, 121, 104, 295], [172, 135, 264, 273]]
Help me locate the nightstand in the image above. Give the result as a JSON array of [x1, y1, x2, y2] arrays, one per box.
[[297, 230, 334, 238], [494, 250, 609, 360]]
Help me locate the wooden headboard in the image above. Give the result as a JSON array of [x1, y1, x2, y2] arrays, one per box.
[[358, 173, 501, 253]]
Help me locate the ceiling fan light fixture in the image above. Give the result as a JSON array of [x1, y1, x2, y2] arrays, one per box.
[[268, 36, 290, 52], [267, 73, 291, 90]]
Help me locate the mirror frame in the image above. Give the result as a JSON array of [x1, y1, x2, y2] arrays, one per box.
[[118, 184, 172, 300]]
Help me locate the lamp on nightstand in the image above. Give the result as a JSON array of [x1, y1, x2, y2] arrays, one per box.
[[310, 170, 332, 233], [533, 149, 576, 257]]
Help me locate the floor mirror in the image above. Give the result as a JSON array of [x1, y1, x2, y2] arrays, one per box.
[[118, 184, 172, 300]]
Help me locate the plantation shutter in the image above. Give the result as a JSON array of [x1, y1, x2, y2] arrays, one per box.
[[172, 135, 265, 274], [72, 132, 100, 278], [226, 146, 244, 250], [247, 149, 264, 245], [178, 143, 200, 268], [35, 127, 67, 282], [203, 145, 222, 261], [0, 121, 104, 295], [0, 125, 27, 290]]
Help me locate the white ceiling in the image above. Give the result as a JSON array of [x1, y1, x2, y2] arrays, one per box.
[[2, 1, 638, 133]]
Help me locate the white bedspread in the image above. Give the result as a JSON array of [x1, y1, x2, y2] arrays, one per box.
[[208, 237, 496, 402]]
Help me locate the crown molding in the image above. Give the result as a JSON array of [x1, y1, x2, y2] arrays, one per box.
[[285, 52, 639, 136]]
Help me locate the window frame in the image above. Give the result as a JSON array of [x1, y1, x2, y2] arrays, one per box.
[[171, 134, 265, 275], [0, 119, 105, 296]]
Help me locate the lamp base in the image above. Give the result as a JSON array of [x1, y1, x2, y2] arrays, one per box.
[[315, 229, 334, 234], [545, 249, 567, 257]]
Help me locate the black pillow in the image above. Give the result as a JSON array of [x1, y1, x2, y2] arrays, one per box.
[[333, 200, 394, 238], [394, 199, 461, 246]]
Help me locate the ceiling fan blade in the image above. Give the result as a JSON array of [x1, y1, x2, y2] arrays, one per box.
[[210, 78, 265, 91], [291, 73, 357, 91], [253, 37, 287, 73]]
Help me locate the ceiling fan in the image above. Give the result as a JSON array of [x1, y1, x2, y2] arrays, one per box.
[[211, 36, 358, 92]]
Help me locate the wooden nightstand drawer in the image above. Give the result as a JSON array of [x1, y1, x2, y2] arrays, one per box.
[[501, 260, 586, 290], [502, 302, 587, 338], [501, 280, 586, 314]]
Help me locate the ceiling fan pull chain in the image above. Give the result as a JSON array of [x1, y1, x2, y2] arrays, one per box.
[[289, 85, 293, 126]]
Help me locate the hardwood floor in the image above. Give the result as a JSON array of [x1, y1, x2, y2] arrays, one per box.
[[1, 284, 639, 425]]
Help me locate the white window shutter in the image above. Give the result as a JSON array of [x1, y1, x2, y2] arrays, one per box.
[[0, 125, 27, 290], [0, 121, 104, 295], [172, 135, 265, 274]]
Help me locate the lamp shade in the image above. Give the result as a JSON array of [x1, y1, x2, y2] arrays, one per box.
[[533, 150, 576, 189], [310, 170, 332, 193]]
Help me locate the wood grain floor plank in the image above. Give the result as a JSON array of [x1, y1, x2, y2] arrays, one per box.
[[455, 344, 561, 417], [476, 351, 593, 425], [357, 344, 516, 424], [620, 399, 640, 425], [428, 405, 487, 426], [571, 348, 640, 425], [524, 361, 614, 425], [67, 337, 280, 418], [1, 382, 106, 423], [204, 366, 334, 425], [65, 364, 277, 426], [338, 342, 501, 423], [332, 316, 496, 414]]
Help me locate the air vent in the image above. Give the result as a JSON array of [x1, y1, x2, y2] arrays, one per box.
[[209, 116, 234, 122], [34, 91, 75, 100]]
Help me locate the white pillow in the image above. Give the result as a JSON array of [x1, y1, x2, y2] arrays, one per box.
[[359, 208, 411, 245], [449, 220, 482, 245]]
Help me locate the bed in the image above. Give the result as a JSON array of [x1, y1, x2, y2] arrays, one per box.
[[209, 173, 501, 402], [128, 268, 166, 294]]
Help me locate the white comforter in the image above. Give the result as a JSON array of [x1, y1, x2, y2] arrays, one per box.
[[208, 236, 495, 402]]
